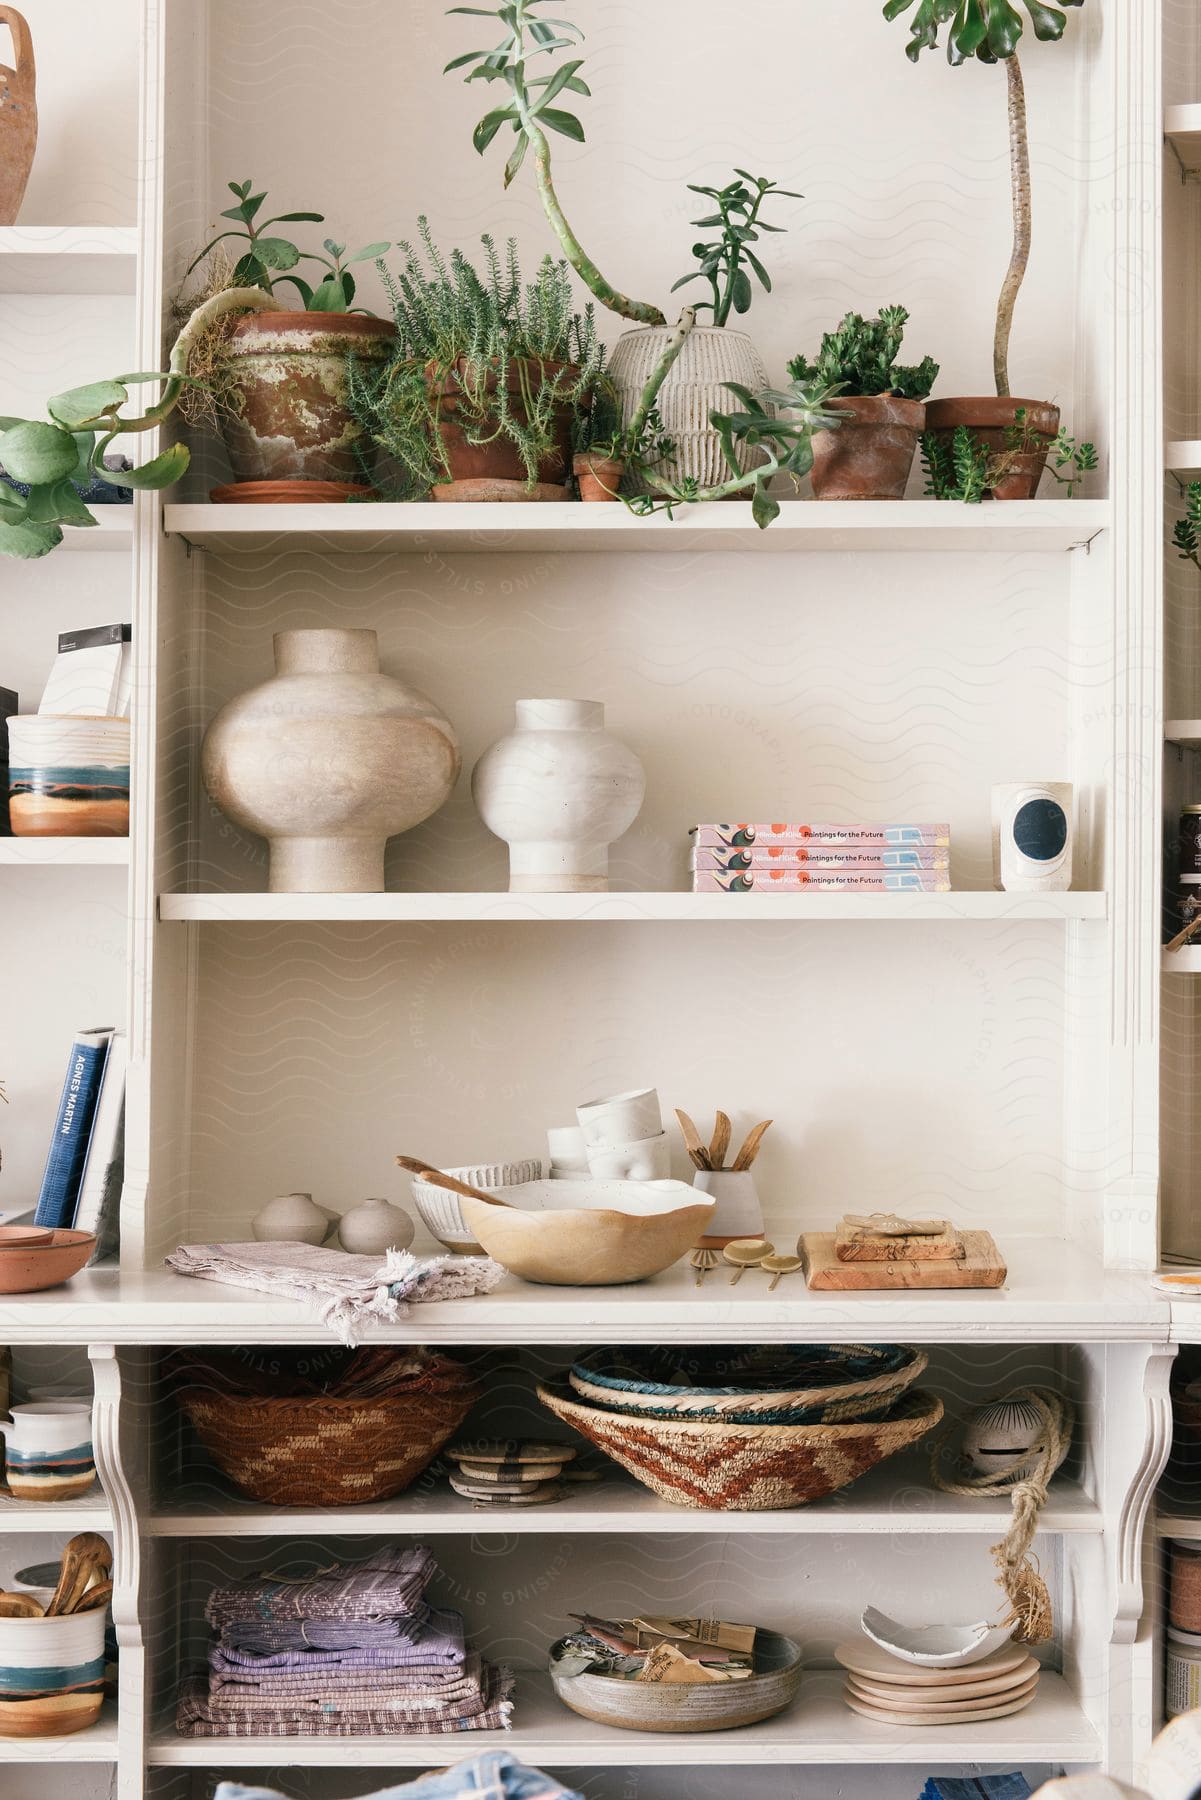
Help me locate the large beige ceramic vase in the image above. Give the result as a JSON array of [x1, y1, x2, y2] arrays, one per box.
[[606, 326, 770, 493], [0, 6, 36, 226], [201, 629, 461, 894]]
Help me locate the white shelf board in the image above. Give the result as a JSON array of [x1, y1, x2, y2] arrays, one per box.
[[0, 1702, 118, 1761], [159, 890, 1108, 924], [149, 1464, 1100, 1537], [1165, 721, 1201, 749], [163, 498, 1111, 556], [1167, 103, 1201, 172], [147, 1669, 1097, 1768], [0, 1238, 1167, 1345], [57, 512, 133, 551], [1162, 946, 1201, 974], [1156, 1510, 1201, 1537], [0, 1484, 109, 1531], [0, 226, 138, 293], [0, 838, 129, 867], [1167, 443, 1201, 479]]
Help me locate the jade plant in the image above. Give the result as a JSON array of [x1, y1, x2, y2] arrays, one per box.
[[186, 179, 390, 312], [0, 288, 271, 558], [788, 306, 938, 400], [446, 1, 833, 524], [882, 0, 1085, 399], [671, 172, 802, 326]]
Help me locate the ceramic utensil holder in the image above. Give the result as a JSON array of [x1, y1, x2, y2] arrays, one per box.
[[991, 781, 1073, 892], [0, 1608, 106, 1737], [691, 1169, 766, 1248], [577, 1088, 663, 1154], [0, 1401, 95, 1500], [6, 716, 130, 838]]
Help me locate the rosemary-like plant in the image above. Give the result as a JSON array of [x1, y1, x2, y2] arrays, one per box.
[[921, 425, 990, 503], [1175, 482, 1201, 571], [350, 220, 603, 493], [788, 306, 938, 400]]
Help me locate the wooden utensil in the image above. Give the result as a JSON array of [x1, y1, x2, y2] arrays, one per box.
[[723, 1238, 772, 1285], [690, 1247, 721, 1287], [674, 1110, 711, 1172], [761, 1252, 802, 1292], [70, 1579, 113, 1615], [731, 1120, 772, 1171], [45, 1533, 111, 1618], [0, 1592, 42, 1618], [708, 1112, 732, 1171], [395, 1156, 506, 1206]]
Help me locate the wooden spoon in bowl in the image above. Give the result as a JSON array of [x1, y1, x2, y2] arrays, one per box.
[[0, 1592, 43, 1617], [394, 1157, 506, 1207]]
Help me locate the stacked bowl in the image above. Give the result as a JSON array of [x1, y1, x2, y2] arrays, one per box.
[[538, 1344, 942, 1510]]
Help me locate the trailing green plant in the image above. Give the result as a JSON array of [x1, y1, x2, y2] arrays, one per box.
[[921, 425, 991, 503], [572, 377, 675, 473], [186, 178, 390, 312], [349, 221, 604, 493], [1044, 423, 1097, 497], [1175, 481, 1201, 571], [787, 306, 938, 400], [0, 288, 272, 558], [670, 172, 801, 326], [883, 0, 1085, 397], [921, 406, 1095, 503]]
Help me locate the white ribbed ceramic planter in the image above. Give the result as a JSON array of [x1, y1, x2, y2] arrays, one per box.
[[606, 326, 770, 492], [472, 699, 646, 892]]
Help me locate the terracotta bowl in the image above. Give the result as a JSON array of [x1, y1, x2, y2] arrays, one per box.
[[0, 1230, 96, 1294], [458, 1180, 715, 1286]]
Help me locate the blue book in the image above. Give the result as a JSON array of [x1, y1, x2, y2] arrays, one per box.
[[33, 1029, 115, 1229], [919, 1780, 1033, 1800]]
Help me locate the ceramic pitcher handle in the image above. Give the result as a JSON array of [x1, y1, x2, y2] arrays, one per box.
[[0, 8, 34, 97]]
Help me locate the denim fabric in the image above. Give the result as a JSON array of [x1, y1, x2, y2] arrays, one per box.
[[215, 1750, 583, 1800], [919, 1778, 1034, 1800]]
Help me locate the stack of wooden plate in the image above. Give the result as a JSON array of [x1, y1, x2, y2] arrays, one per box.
[[445, 1439, 586, 1508], [835, 1636, 1041, 1726]]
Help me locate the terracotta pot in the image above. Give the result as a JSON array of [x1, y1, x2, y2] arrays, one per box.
[[574, 452, 625, 502], [209, 480, 375, 505], [429, 358, 578, 491], [431, 479, 567, 503], [218, 311, 396, 489], [923, 397, 1060, 501], [810, 394, 926, 501], [0, 8, 36, 228]]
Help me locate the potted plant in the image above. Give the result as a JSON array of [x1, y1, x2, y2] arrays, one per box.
[[787, 306, 938, 499], [571, 378, 675, 501], [182, 179, 395, 503], [349, 222, 603, 501], [445, 1, 837, 525], [883, 0, 1085, 499], [922, 412, 1096, 502]]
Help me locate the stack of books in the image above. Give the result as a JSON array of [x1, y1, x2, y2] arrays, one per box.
[[689, 823, 952, 893], [31, 1027, 126, 1257]]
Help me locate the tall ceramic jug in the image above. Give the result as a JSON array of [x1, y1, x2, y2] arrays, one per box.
[[0, 8, 36, 227]]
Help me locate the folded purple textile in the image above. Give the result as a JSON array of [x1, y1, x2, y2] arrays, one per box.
[[218, 1612, 431, 1656], [206, 1547, 436, 1632], [176, 1660, 515, 1738], [213, 1609, 465, 1675]]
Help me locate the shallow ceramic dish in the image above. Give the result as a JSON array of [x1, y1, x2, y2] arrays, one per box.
[[459, 1180, 715, 1286], [0, 1230, 96, 1294], [538, 1381, 944, 1509], [412, 1160, 542, 1254], [860, 1606, 1017, 1668], [568, 1345, 926, 1425], [549, 1629, 802, 1732], [0, 1227, 54, 1248]]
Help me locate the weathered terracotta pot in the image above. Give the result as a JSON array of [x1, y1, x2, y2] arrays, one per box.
[[209, 480, 375, 505], [429, 358, 578, 491], [810, 395, 926, 500], [0, 8, 36, 228], [218, 312, 396, 496], [574, 452, 625, 502], [924, 397, 1060, 501]]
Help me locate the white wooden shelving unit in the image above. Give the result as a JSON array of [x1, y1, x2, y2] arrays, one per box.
[[0, 0, 1186, 1796]]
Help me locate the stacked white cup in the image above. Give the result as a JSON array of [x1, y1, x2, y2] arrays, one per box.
[[575, 1088, 670, 1180]]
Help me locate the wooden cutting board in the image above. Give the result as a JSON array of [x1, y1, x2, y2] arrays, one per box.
[[801, 1231, 1006, 1290], [835, 1220, 965, 1263]]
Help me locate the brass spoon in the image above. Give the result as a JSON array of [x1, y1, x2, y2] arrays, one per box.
[[723, 1238, 773, 1285], [761, 1252, 803, 1292], [690, 1247, 721, 1288]]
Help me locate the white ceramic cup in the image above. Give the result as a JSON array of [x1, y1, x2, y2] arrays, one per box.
[[0, 1402, 95, 1501], [585, 1132, 671, 1181], [546, 1126, 589, 1172], [576, 1088, 662, 1153]]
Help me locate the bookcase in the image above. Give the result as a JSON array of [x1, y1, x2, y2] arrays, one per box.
[[0, 0, 1190, 1794]]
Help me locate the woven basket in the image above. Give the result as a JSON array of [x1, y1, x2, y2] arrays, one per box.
[[173, 1353, 479, 1505], [568, 1344, 926, 1425], [550, 1630, 802, 1733], [538, 1380, 943, 1510]]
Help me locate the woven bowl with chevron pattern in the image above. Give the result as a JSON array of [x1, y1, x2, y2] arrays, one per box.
[[567, 1344, 926, 1425], [537, 1380, 944, 1509]]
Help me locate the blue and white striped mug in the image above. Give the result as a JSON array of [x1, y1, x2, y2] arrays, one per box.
[[0, 1402, 95, 1501]]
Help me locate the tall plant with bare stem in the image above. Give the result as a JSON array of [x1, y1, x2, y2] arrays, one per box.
[[445, 0, 840, 525]]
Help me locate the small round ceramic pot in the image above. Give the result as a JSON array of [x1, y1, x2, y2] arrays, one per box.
[[0, 1402, 95, 1501], [337, 1197, 415, 1257]]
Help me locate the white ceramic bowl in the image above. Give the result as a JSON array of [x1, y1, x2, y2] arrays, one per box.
[[576, 1088, 662, 1153], [458, 1179, 714, 1286], [412, 1160, 542, 1253], [586, 1132, 671, 1181], [860, 1606, 1017, 1668]]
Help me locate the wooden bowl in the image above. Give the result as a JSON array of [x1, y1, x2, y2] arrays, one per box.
[[0, 1230, 96, 1294], [458, 1181, 715, 1286], [550, 1629, 802, 1731]]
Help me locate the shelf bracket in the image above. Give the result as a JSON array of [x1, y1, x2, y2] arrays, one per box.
[[1112, 1342, 1177, 1644]]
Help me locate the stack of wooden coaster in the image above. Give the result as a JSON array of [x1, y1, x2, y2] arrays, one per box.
[[444, 1439, 583, 1508], [835, 1636, 1040, 1726]]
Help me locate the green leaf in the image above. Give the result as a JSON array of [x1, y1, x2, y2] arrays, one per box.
[[744, 249, 771, 291], [529, 56, 585, 106], [1022, 0, 1068, 37], [985, 0, 1024, 54], [232, 252, 270, 287], [474, 106, 516, 152], [538, 107, 585, 140], [0, 421, 81, 486], [346, 242, 391, 263], [309, 274, 349, 312], [750, 477, 780, 529], [220, 205, 251, 222], [323, 238, 345, 258], [274, 273, 315, 307], [252, 237, 302, 271], [0, 490, 28, 524], [47, 380, 128, 430], [27, 478, 96, 527], [446, 5, 501, 13], [952, 0, 990, 52], [265, 211, 326, 224], [0, 517, 62, 559], [732, 270, 754, 313], [503, 132, 529, 187], [104, 443, 190, 490], [445, 48, 489, 70]]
